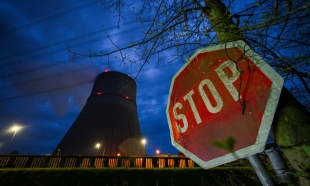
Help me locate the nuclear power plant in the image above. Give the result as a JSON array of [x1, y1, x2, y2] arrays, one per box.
[[53, 71, 146, 156]]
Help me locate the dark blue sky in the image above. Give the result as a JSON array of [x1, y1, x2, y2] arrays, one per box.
[[0, 0, 299, 158], [0, 0, 186, 156]]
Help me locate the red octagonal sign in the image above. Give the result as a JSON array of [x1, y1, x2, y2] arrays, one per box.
[[166, 40, 283, 169]]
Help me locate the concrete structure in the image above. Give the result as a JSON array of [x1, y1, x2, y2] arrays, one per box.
[[53, 71, 146, 156]]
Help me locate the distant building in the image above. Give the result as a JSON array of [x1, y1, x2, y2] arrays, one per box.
[[153, 153, 178, 157], [52, 71, 146, 156]]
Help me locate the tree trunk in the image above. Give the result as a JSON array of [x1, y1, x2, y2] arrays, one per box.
[[202, 0, 243, 43], [273, 88, 310, 186], [202, 0, 310, 185]]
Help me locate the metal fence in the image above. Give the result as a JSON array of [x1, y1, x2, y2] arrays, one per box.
[[0, 155, 199, 169]]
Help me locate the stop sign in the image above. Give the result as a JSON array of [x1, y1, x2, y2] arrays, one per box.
[[166, 40, 283, 169]]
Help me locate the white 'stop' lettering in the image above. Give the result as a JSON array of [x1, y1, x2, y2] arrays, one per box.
[[172, 60, 240, 133]]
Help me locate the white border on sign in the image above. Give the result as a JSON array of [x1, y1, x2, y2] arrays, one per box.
[[166, 40, 284, 169]]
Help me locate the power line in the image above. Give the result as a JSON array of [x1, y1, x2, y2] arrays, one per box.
[[5, 0, 86, 27], [0, 40, 156, 82], [0, 61, 181, 102], [0, 47, 184, 91], [0, 20, 141, 62], [0, 1, 101, 36], [0, 26, 144, 79]]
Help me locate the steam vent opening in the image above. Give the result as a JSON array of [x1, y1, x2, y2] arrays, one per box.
[[52, 71, 146, 156]]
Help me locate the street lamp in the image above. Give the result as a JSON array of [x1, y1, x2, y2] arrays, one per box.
[[141, 138, 147, 156], [95, 143, 100, 155], [4, 125, 21, 154], [141, 138, 146, 146], [156, 150, 160, 156]]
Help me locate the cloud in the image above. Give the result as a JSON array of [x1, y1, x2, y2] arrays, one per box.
[[0, 0, 184, 157]]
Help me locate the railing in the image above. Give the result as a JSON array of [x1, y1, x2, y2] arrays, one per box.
[[0, 155, 199, 169]]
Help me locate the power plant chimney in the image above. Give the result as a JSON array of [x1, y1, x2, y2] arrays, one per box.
[[53, 71, 146, 156]]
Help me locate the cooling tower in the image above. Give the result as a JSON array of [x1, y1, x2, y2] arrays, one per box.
[[53, 71, 146, 156]]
